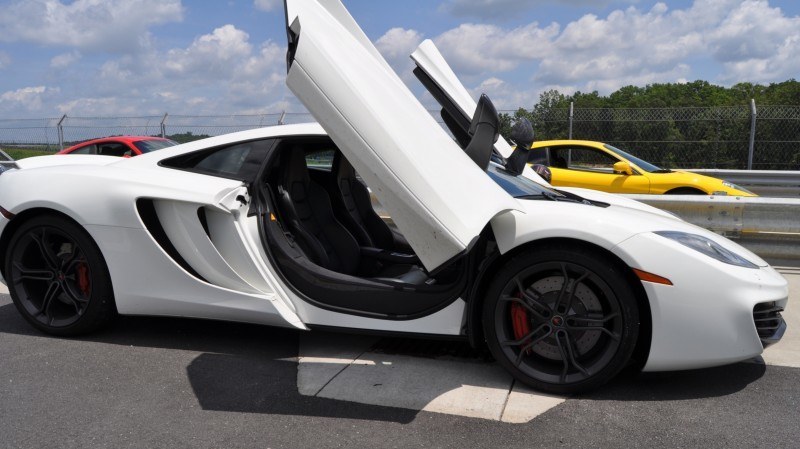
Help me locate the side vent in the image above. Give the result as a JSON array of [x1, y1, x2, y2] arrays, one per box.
[[136, 198, 208, 282], [197, 207, 211, 237]]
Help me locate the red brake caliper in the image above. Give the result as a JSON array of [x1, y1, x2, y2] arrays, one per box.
[[76, 263, 91, 296], [511, 294, 533, 353]]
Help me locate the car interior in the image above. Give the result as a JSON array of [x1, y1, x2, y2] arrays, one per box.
[[257, 136, 477, 318]]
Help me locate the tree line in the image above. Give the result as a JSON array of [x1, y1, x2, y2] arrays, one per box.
[[497, 80, 800, 169]]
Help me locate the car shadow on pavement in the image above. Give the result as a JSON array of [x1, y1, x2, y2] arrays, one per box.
[[0, 301, 769, 413], [0, 302, 418, 423], [186, 352, 417, 423], [583, 361, 768, 401]]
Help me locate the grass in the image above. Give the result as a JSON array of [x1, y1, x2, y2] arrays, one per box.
[[1, 146, 58, 160]]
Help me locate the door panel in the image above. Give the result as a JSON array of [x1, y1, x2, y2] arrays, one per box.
[[548, 146, 650, 193], [284, 0, 520, 271]]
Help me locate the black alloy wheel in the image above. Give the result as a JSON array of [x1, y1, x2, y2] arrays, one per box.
[[5, 215, 115, 336], [483, 245, 639, 394]]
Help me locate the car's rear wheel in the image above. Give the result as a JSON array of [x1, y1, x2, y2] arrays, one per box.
[[666, 187, 705, 195], [483, 245, 639, 394], [5, 215, 115, 336]]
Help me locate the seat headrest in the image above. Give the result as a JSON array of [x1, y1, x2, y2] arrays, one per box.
[[333, 152, 357, 181], [464, 94, 499, 171], [282, 147, 311, 188]]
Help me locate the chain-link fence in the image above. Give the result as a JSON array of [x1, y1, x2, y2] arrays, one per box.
[[0, 117, 62, 150], [1, 104, 798, 169], [532, 103, 800, 169]]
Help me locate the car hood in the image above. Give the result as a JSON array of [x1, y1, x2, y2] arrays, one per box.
[[555, 186, 678, 220], [283, 0, 521, 271], [491, 196, 768, 267]]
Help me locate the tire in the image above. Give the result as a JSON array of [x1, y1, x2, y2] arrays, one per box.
[[483, 245, 639, 394], [666, 188, 705, 195], [5, 214, 116, 336]]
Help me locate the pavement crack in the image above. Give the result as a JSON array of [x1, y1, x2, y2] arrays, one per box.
[[498, 378, 515, 422], [310, 346, 373, 397]]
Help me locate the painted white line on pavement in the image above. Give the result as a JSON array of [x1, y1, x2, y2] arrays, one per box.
[[501, 382, 566, 424], [297, 333, 566, 422]]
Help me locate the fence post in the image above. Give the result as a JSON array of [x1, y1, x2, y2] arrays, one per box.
[[57, 114, 67, 150], [747, 99, 756, 170], [278, 110, 286, 125], [160, 113, 168, 138], [568, 102, 574, 139]]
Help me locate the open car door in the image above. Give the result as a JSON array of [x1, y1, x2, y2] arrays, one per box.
[[411, 40, 516, 159], [284, 0, 521, 271], [411, 39, 550, 185]]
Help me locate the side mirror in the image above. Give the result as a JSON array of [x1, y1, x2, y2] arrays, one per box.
[[613, 161, 633, 175], [531, 164, 552, 183]]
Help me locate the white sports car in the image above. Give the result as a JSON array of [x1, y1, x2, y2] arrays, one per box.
[[0, 0, 788, 394]]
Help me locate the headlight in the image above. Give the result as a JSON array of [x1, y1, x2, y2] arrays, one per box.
[[654, 231, 758, 268], [722, 181, 754, 195]]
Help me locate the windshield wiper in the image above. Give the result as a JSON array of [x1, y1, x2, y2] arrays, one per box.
[[516, 192, 583, 203], [651, 169, 672, 173], [517, 190, 609, 208]]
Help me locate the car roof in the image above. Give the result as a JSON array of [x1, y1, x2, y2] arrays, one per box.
[[63, 136, 172, 151], [120, 122, 329, 166], [531, 140, 606, 148]]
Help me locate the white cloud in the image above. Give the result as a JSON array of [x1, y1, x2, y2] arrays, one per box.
[[468, 77, 540, 110], [254, 0, 280, 12], [440, 0, 639, 18], [707, 0, 800, 82], [434, 22, 559, 74], [430, 0, 800, 103], [0, 86, 60, 112], [2, 0, 799, 119], [165, 25, 253, 77], [50, 51, 82, 68], [375, 28, 424, 74], [42, 24, 294, 117], [0, 0, 183, 53]]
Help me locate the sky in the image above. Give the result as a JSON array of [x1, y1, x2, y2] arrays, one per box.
[[0, 0, 798, 119]]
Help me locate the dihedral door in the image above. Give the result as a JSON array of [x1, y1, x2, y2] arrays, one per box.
[[284, 0, 520, 271]]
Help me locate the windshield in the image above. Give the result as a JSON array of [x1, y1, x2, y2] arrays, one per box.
[[134, 139, 178, 153], [487, 163, 558, 198], [604, 144, 663, 173]]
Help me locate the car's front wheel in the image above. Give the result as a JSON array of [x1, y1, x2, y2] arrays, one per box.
[[5, 214, 116, 336], [483, 245, 639, 394]]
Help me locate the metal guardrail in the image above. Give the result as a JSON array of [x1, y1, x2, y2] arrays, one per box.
[[625, 194, 800, 260], [687, 169, 800, 197]]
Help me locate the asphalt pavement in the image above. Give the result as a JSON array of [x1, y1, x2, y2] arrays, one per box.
[[0, 267, 798, 449]]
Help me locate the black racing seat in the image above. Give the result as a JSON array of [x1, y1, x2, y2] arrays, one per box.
[[277, 148, 427, 285], [331, 153, 411, 252]]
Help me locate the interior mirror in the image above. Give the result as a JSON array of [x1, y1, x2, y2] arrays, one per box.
[[613, 161, 633, 175]]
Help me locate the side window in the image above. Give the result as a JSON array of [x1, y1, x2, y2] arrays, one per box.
[[194, 143, 252, 175], [161, 139, 273, 181], [554, 147, 619, 173], [70, 144, 96, 155], [305, 149, 335, 171], [98, 143, 132, 157], [527, 147, 548, 165]]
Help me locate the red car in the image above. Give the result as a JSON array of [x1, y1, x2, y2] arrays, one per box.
[[59, 136, 178, 157]]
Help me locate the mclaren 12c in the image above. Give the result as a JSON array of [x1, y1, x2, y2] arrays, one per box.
[[0, 0, 787, 393]]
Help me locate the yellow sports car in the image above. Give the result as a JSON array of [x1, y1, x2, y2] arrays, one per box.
[[527, 140, 756, 196]]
